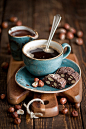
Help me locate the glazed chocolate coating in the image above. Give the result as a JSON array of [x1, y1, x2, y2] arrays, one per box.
[[43, 74, 66, 89], [56, 67, 80, 84]]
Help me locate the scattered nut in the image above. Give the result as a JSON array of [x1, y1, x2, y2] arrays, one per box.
[[34, 78, 39, 82], [38, 80, 44, 87], [32, 81, 38, 87], [69, 27, 76, 34], [61, 108, 68, 114], [0, 94, 6, 99], [8, 107, 15, 113], [1, 62, 9, 70], [64, 23, 70, 30], [66, 31, 74, 39], [59, 33, 65, 40], [14, 118, 21, 124], [16, 20, 22, 26], [77, 31, 83, 38], [11, 111, 18, 118], [75, 103, 80, 109], [57, 28, 66, 34], [2, 21, 8, 28], [71, 110, 78, 117], [17, 109, 24, 115], [10, 17, 18, 22], [15, 105, 22, 110], [60, 98, 67, 105], [75, 38, 83, 45]]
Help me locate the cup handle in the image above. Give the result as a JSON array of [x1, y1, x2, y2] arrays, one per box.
[[62, 43, 71, 59]]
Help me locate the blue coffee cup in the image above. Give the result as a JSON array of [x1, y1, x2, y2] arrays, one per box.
[[8, 26, 38, 61], [22, 39, 71, 76]]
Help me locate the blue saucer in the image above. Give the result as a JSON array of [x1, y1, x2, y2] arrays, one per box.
[[15, 59, 81, 93]]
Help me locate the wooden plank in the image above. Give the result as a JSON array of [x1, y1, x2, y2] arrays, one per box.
[[60, 0, 86, 129], [0, 0, 34, 128]]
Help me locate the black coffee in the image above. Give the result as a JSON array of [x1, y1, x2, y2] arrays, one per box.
[[11, 30, 35, 37], [28, 46, 60, 59]]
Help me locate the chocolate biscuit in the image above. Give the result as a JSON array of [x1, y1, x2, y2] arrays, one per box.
[[43, 74, 66, 89]]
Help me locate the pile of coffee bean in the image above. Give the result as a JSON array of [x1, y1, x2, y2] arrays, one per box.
[[49, 23, 83, 45]]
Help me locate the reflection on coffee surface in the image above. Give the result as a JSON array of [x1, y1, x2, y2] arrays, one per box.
[[11, 30, 35, 37], [27, 46, 60, 59]]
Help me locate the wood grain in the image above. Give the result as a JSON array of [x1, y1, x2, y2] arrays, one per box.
[[0, 0, 86, 128]]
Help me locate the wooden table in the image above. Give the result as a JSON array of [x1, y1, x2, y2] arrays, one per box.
[[0, 0, 86, 129]]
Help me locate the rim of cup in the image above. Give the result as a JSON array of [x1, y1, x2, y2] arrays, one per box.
[[22, 39, 64, 61], [8, 25, 38, 39]]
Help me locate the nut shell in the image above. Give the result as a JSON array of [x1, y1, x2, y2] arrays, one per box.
[[71, 110, 78, 117]]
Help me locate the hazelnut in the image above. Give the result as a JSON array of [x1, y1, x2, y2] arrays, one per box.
[[64, 23, 70, 30], [14, 118, 21, 124], [34, 78, 39, 82], [61, 108, 68, 114], [38, 80, 44, 87], [32, 81, 38, 87], [75, 38, 83, 45], [59, 33, 65, 40], [11, 111, 18, 118], [75, 103, 80, 109], [1, 62, 9, 70], [8, 107, 15, 113], [0, 94, 6, 99], [71, 110, 78, 117], [60, 98, 67, 105], [77, 31, 83, 38], [69, 27, 76, 34], [10, 17, 18, 22], [2, 21, 8, 28], [57, 28, 66, 34], [66, 31, 74, 39], [15, 105, 22, 110], [16, 20, 22, 26]]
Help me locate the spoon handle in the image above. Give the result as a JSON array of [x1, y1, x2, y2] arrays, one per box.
[[46, 14, 61, 50]]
